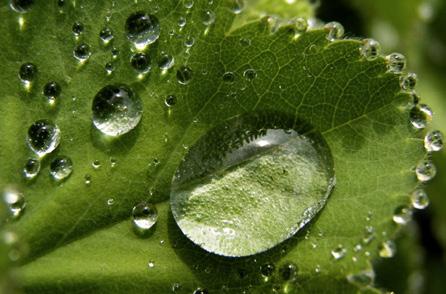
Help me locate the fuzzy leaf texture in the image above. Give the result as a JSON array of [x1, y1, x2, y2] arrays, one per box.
[[0, 0, 426, 293]]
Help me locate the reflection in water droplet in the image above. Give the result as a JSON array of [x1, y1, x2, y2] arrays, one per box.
[[73, 43, 91, 62], [165, 95, 176, 107], [130, 52, 151, 74], [230, 0, 245, 14], [279, 262, 298, 281], [105, 62, 114, 75], [400, 73, 417, 91], [10, 0, 34, 13], [99, 27, 114, 45], [260, 263, 275, 281], [243, 68, 257, 80], [147, 260, 155, 268], [386, 53, 406, 73], [125, 12, 160, 50], [360, 39, 380, 60], [132, 202, 158, 234], [2, 187, 26, 220], [107, 198, 115, 206], [27, 119, 61, 157], [23, 158, 40, 180], [410, 104, 432, 129], [222, 72, 235, 83], [411, 189, 429, 210], [72, 21, 84, 37], [378, 240, 396, 258], [293, 17, 308, 34], [193, 288, 209, 294], [201, 10, 215, 26], [415, 159, 436, 182], [84, 174, 92, 185], [50, 155, 73, 181], [19, 63, 37, 85], [324, 22, 344, 41], [92, 160, 101, 169], [331, 245, 346, 260], [171, 113, 335, 257], [393, 206, 412, 225], [424, 130, 443, 152], [158, 54, 174, 71], [177, 66, 192, 85], [43, 81, 61, 99], [92, 84, 143, 136]]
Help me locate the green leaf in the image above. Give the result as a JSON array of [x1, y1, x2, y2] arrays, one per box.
[[0, 0, 425, 293]]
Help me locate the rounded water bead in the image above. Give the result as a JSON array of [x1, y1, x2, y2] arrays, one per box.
[[324, 22, 344, 41], [125, 12, 160, 50], [10, 0, 33, 13], [410, 104, 432, 129], [2, 187, 26, 219], [19, 63, 37, 83], [347, 270, 375, 288], [260, 263, 275, 278], [393, 206, 412, 225], [165, 95, 176, 107], [415, 159, 436, 182], [130, 53, 151, 73], [230, 0, 245, 14], [50, 156, 73, 181], [386, 53, 406, 73], [43, 81, 61, 98], [23, 158, 40, 180], [27, 119, 61, 157], [378, 240, 396, 258], [132, 202, 158, 234], [243, 69, 257, 80], [400, 73, 417, 91], [99, 27, 114, 45], [424, 130, 443, 152], [201, 10, 215, 26], [411, 189, 429, 210], [105, 62, 114, 75], [72, 22, 84, 36], [158, 54, 174, 70], [279, 262, 298, 281], [73, 43, 91, 62], [294, 17, 308, 33], [222, 72, 235, 83], [92, 84, 143, 136], [331, 245, 346, 260], [360, 39, 381, 60], [178, 17, 187, 28], [193, 288, 209, 294], [177, 66, 192, 85]]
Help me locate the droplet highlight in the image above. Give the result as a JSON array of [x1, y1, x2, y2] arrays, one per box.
[[27, 119, 61, 157], [132, 202, 158, 234], [50, 155, 73, 181], [125, 12, 160, 50]]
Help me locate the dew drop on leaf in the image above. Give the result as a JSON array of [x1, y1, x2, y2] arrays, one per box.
[[2, 187, 26, 220], [393, 206, 412, 225], [125, 12, 160, 50], [415, 159, 437, 182], [410, 104, 432, 129], [164, 95, 176, 107], [92, 160, 101, 169], [378, 240, 396, 258], [243, 68, 256, 80], [19, 62, 37, 84], [346, 270, 374, 288], [43, 81, 61, 99], [260, 263, 275, 281], [176, 66, 192, 85], [324, 22, 344, 41], [130, 52, 151, 73], [331, 245, 347, 260], [411, 189, 430, 210], [105, 62, 114, 75], [72, 21, 84, 37], [84, 174, 92, 186], [183, 0, 194, 9], [293, 17, 308, 34], [193, 288, 209, 294], [27, 119, 61, 157], [158, 53, 175, 70], [201, 9, 215, 26], [10, 0, 33, 13], [279, 262, 298, 281], [99, 27, 114, 45], [230, 0, 245, 14], [222, 71, 235, 83], [400, 72, 417, 91], [170, 114, 335, 257], [360, 39, 381, 60], [132, 202, 158, 234], [92, 84, 143, 137], [23, 158, 40, 180], [147, 260, 155, 268], [386, 53, 406, 73], [50, 155, 73, 181], [424, 130, 443, 152], [73, 43, 91, 62]]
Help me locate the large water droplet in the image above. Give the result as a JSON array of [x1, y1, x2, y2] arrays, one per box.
[[411, 189, 429, 210], [10, 0, 33, 13], [415, 159, 436, 182], [378, 240, 396, 258], [132, 202, 158, 234], [125, 12, 160, 50], [50, 155, 73, 181], [170, 113, 335, 257], [360, 39, 380, 60], [27, 119, 61, 157], [92, 84, 143, 136], [23, 158, 40, 180], [424, 130, 443, 152], [2, 187, 26, 220], [410, 104, 432, 129]]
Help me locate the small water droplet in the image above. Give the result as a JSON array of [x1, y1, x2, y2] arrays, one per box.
[[107, 198, 115, 206], [243, 69, 257, 80], [222, 71, 235, 83], [393, 206, 412, 225], [27, 119, 61, 157], [10, 0, 33, 13], [171, 282, 182, 292], [132, 202, 158, 234], [415, 159, 436, 182], [165, 95, 177, 107], [23, 158, 40, 180], [2, 187, 26, 220], [239, 38, 251, 47], [184, 36, 195, 48], [126, 12, 160, 50], [193, 288, 209, 294], [19, 63, 37, 84], [347, 270, 374, 288], [201, 10, 215, 26], [386, 53, 406, 73], [110, 158, 117, 168], [184, 0, 194, 9], [378, 240, 396, 258], [360, 39, 381, 60], [331, 245, 346, 260], [400, 73, 417, 91], [315, 265, 321, 273], [147, 260, 155, 268], [230, 0, 245, 14], [130, 52, 151, 74], [424, 130, 443, 152], [411, 189, 429, 210], [279, 262, 298, 281], [410, 104, 432, 129], [158, 54, 175, 70], [50, 155, 73, 181], [111, 48, 119, 59], [92, 160, 101, 169], [362, 225, 375, 245], [43, 81, 61, 99], [84, 174, 92, 185], [260, 263, 275, 281], [73, 43, 91, 62], [72, 21, 84, 37], [92, 84, 143, 136], [105, 62, 114, 75], [99, 27, 114, 45], [177, 66, 192, 85], [324, 22, 344, 41]]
